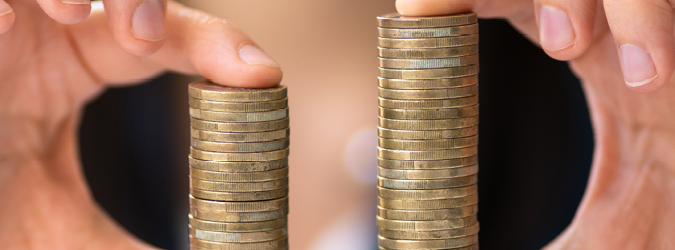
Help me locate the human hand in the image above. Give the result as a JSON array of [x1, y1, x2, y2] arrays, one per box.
[[396, 1, 675, 249], [0, 0, 281, 249]]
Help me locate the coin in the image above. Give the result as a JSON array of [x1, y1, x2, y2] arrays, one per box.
[[378, 194, 478, 210], [190, 147, 289, 162], [376, 215, 478, 231], [379, 56, 479, 70], [378, 46, 478, 59], [189, 214, 287, 232], [378, 76, 478, 89], [378, 146, 477, 160], [189, 235, 287, 250], [378, 136, 478, 150], [190, 177, 289, 192], [191, 117, 290, 133], [189, 97, 288, 112], [380, 106, 478, 120], [189, 195, 288, 212], [379, 223, 479, 239], [377, 127, 478, 140], [191, 138, 289, 152], [380, 65, 478, 79], [378, 156, 478, 170], [188, 81, 287, 102], [378, 185, 477, 200], [379, 85, 478, 100], [377, 205, 478, 221], [378, 175, 478, 189], [378, 96, 477, 109], [378, 24, 478, 38], [189, 108, 288, 122], [379, 245, 478, 250], [190, 167, 288, 182], [379, 34, 479, 49], [190, 187, 289, 201], [190, 207, 288, 223], [191, 128, 289, 143], [190, 226, 286, 243], [377, 13, 477, 28], [379, 116, 478, 130], [378, 165, 478, 180], [189, 156, 288, 172], [378, 234, 478, 249]]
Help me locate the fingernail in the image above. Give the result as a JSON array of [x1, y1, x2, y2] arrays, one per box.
[[239, 45, 279, 67], [132, 0, 165, 42], [0, 1, 12, 17], [62, 0, 91, 5], [539, 6, 575, 51], [620, 44, 658, 87]]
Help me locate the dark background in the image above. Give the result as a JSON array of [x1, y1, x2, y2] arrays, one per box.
[[79, 19, 593, 250]]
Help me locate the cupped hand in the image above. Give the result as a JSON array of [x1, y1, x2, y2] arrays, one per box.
[[397, 0, 675, 249], [0, 0, 281, 249]]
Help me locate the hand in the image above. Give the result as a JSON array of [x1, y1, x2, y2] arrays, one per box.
[[397, 0, 675, 249], [0, 0, 281, 248]]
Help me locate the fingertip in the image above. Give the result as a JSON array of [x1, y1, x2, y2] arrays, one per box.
[[0, 3, 15, 34], [537, 2, 595, 61], [103, 0, 166, 56], [396, 0, 473, 16], [36, 0, 91, 24], [202, 62, 283, 89]]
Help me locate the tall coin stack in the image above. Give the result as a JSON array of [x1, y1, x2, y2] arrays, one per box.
[[187, 81, 290, 250], [376, 13, 480, 250]]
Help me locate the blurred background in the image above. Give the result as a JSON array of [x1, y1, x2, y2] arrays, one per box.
[[78, 1, 594, 250]]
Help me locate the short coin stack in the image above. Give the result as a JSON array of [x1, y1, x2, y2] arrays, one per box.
[[376, 13, 480, 250], [187, 81, 290, 250]]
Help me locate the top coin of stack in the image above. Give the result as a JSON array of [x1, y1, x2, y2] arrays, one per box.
[[376, 13, 480, 250], [187, 81, 290, 250]]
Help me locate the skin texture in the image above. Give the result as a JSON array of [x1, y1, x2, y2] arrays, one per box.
[[396, 0, 675, 249], [0, 0, 281, 249]]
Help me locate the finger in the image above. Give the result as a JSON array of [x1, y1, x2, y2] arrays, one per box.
[[604, 0, 674, 92], [69, 2, 282, 88], [395, 0, 533, 19], [100, 0, 167, 56], [35, 0, 91, 24], [0, 0, 15, 33], [534, 0, 597, 60]]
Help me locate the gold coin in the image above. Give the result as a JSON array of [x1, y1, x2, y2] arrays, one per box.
[[378, 156, 478, 170], [379, 55, 479, 70], [189, 156, 287, 172], [190, 207, 288, 223], [192, 247, 288, 250], [378, 234, 478, 249], [190, 187, 289, 202], [378, 194, 478, 210], [377, 13, 477, 28], [191, 128, 290, 143], [191, 117, 289, 133], [376, 215, 478, 231], [378, 175, 478, 189], [190, 147, 289, 162], [378, 136, 478, 150], [189, 108, 288, 122], [189, 97, 288, 112], [379, 85, 478, 100], [378, 146, 477, 160], [377, 205, 478, 221], [378, 24, 478, 38], [379, 106, 478, 120], [378, 127, 478, 140], [379, 46, 478, 59], [379, 223, 479, 240], [190, 177, 289, 192], [378, 165, 478, 180], [379, 117, 478, 130], [379, 34, 479, 49], [379, 244, 478, 250], [189, 214, 287, 232], [190, 167, 288, 182], [378, 76, 477, 89], [378, 185, 477, 200], [188, 81, 287, 102], [189, 195, 288, 212], [189, 235, 287, 250], [191, 138, 289, 152], [189, 226, 286, 243], [380, 65, 478, 79], [378, 96, 477, 109]]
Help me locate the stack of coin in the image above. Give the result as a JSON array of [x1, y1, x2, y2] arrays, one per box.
[[187, 81, 290, 250], [376, 13, 480, 250]]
